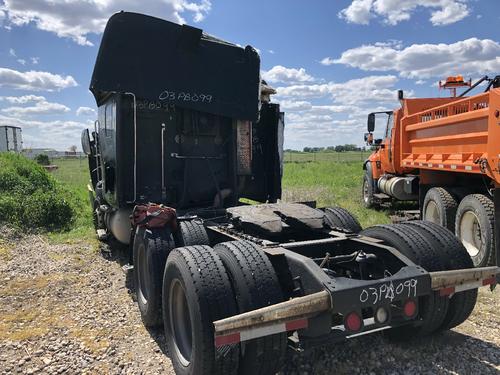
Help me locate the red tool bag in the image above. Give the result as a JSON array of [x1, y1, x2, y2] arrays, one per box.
[[131, 204, 177, 231]]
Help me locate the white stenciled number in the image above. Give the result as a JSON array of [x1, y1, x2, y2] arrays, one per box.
[[359, 289, 369, 303], [359, 279, 418, 305]]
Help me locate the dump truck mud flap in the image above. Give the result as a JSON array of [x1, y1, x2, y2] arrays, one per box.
[[213, 266, 499, 347]]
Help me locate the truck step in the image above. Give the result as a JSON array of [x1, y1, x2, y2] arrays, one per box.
[[373, 193, 391, 200]]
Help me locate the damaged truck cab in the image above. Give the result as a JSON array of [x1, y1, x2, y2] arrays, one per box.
[[83, 12, 499, 375], [82, 12, 283, 244]]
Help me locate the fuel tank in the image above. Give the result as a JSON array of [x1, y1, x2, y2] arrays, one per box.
[[377, 175, 418, 201]]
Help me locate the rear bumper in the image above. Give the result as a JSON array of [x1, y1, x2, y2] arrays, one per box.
[[214, 266, 499, 347]]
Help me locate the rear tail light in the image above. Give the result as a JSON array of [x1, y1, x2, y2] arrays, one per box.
[[344, 311, 363, 332], [403, 299, 417, 318]]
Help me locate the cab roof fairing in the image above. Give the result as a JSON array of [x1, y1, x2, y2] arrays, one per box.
[[90, 12, 261, 122]]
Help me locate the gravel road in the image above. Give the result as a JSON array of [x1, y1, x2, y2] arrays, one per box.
[[0, 227, 499, 374]]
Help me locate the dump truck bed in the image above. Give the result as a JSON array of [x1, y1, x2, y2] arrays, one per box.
[[400, 88, 500, 184]]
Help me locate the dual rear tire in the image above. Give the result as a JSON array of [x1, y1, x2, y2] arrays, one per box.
[[423, 188, 495, 267], [162, 241, 286, 375], [360, 221, 478, 338]]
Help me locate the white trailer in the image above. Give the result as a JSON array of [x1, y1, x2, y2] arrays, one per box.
[[0, 126, 23, 152]]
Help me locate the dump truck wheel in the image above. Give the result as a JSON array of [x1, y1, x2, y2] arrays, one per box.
[[133, 227, 174, 327], [422, 187, 458, 231], [402, 221, 478, 329], [163, 245, 239, 375], [455, 194, 495, 267], [362, 174, 375, 208], [214, 240, 287, 375], [323, 207, 362, 233], [174, 219, 210, 247], [360, 224, 449, 339]]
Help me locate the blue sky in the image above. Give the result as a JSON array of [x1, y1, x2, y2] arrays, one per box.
[[0, 0, 499, 151]]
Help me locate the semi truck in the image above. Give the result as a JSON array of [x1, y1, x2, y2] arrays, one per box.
[[82, 13, 499, 375], [0, 126, 22, 152], [363, 75, 500, 269]]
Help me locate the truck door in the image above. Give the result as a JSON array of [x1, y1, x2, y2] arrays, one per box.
[[380, 112, 396, 173]]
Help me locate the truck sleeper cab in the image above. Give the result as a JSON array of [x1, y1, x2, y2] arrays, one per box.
[[82, 14, 499, 375]]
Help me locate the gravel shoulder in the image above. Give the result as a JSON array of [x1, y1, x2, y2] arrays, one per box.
[[0, 229, 174, 375], [0, 228, 498, 374]]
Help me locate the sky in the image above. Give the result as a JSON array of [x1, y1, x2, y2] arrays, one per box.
[[0, 0, 499, 151]]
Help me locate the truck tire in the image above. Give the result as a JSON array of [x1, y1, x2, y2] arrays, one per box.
[[422, 187, 458, 231], [360, 224, 449, 338], [455, 194, 495, 267], [323, 207, 362, 233], [133, 227, 175, 327], [174, 219, 210, 247], [163, 245, 239, 375], [362, 174, 375, 208], [402, 221, 477, 329], [214, 240, 287, 375]]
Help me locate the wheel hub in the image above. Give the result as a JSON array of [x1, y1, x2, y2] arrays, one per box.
[[169, 279, 193, 366]]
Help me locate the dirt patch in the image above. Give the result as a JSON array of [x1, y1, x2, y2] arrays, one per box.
[[0, 231, 173, 375]]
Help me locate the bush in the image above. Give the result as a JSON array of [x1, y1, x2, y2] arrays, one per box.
[[35, 154, 50, 166], [0, 153, 76, 230]]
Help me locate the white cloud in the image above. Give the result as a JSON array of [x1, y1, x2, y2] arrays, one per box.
[[2, 0, 212, 46], [30, 57, 39, 65], [262, 65, 314, 84], [332, 38, 500, 79], [9, 48, 16, 57], [76, 106, 96, 116], [320, 57, 335, 66], [1, 100, 70, 116], [273, 75, 405, 149], [0, 94, 46, 104], [276, 75, 401, 105], [268, 50, 275, 54], [339, 0, 470, 26], [0, 114, 90, 150], [338, 0, 373, 25], [17, 58, 26, 65], [0, 67, 78, 91]]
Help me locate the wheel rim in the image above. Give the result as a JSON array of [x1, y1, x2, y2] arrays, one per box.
[[363, 178, 370, 203], [459, 211, 482, 258], [169, 279, 193, 367], [137, 243, 149, 305], [424, 201, 440, 224]]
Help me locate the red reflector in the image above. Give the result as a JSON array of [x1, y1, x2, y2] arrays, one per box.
[[344, 312, 362, 332], [214, 332, 240, 347], [403, 300, 417, 318], [482, 277, 496, 286], [285, 318, 308, 331], [439, 287, 455, 296]]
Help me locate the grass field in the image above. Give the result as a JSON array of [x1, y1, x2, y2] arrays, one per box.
[[282, 160, 390, 227], [48, 158, 95, 243], [48, 154, 393, 240], [284, 151, 371, 163]]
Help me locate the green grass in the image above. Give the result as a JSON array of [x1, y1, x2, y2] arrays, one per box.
[[282, 161, 391, 228], [284, 151, 371, 164], [47, 158, 95, 244]]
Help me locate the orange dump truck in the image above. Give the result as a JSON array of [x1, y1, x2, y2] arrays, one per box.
[[364, 76, 500, 268]]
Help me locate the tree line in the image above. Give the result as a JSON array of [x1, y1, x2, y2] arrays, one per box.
[[285, 144, 368, 153]]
